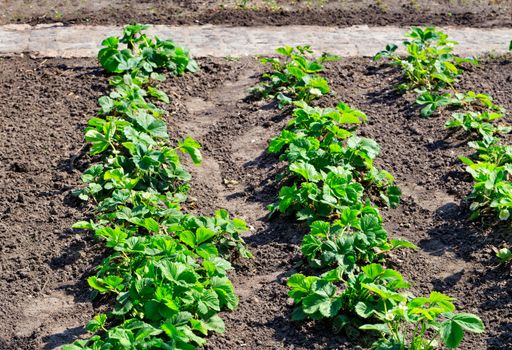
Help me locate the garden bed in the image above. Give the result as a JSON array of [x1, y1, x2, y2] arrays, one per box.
[[1, 0, 512, 28], [0, 53, 511, 349]]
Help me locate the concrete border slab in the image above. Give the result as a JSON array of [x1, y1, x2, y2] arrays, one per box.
[[0, 24, 511, 58]]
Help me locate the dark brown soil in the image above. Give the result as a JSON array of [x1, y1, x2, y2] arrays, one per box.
[[0, 53, 511, 350], [0, 57, 105, 349], [1, 0, 511, 28]]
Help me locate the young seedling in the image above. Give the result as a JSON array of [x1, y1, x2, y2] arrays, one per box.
[[357, 289, 485, 349], [494, 247, 512, 264], [253, 45, 339, 107], [445, 111, 511, 138], [375, 27, 477, 117]]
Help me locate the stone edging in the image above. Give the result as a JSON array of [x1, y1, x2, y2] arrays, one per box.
[[0, 23, 511, 58]]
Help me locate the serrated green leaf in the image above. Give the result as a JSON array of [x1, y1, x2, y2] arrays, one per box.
[[440, 320, 464, 349], [179, 136, 202, 165], [452, 313, 485, 333]]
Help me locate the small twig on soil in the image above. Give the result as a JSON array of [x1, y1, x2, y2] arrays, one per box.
[[41, 277, 49, 293], [68, 144, 90, 172]]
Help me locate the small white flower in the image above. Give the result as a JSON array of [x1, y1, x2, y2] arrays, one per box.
[[142, 192, 152, 200], [107, 157, 115, 164], [385, 312, 395, 321], [399, 303, 408, 312]]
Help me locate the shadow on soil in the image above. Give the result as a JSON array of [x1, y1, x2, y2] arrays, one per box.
[[419, 202, 512, 350], [42, 326, 87, 350], [41, 155, 105, 349], [421, 202, 510, 261]]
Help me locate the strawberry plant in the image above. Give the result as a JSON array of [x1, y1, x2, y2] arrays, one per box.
[[288, 264, 411, 334], [494, 246, 512, 264], [98, 24, 198, 76], [376, 28, 512, 226], [443, 90, 509, 138], [444, 95, 512, 222], [252, 45, 339, 107], [460, 154, 512, 221], [301, 213, 415, 272], [357, 288, 484, 349], [374, 27, 476, 93], [415, 91, 453, 118], [268, 102, 401, 211], [288, 264, 485, 348], [445, 111, 511, 138], [375, 27, 476, 117], [74, 234, 239, 349], [266, 101, 409, 280], [446, 91, 504, 112], [63, 25, 249, 350]]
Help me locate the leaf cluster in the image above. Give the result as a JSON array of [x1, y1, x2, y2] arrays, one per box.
[[252, 45, 339, 107], [266, 101, 406, 276], [269, 101, 401, 213], [288, 264, 409, 333], [98, 24, 198, 76], [438, 87, 512, 224], [460, 136, 512, 222], [494, 246, 512, 264], [357, 288, 484, 349], [289, 262, 484, 349], [444, 91, 508, 139], [375, 27, 477, 117]]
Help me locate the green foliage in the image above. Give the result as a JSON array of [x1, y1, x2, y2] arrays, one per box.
[[265, 100, 412, 290], [444, 91, 509, 138], [288, 264, 484, 348], [460, 148, 512, 222], [433, 51, 512, 227], [253, 45, 339, 107], [98, 24, 198, 76], [444, 89, 512, 222], [257, 41, 483, 350], [447, 91, 504, 112], [375, 27, 476, 117], [357, 288, 484, 350], [375, 27, 475, 92], [301, 209, 415, 272], [445, 111, 510, 138], [416, 91, 452, 118], [65, 24, 250, 350], [266, 101, 408, 280], [268, 102, 400, 211], [288, 264, 410, 333], [377, 28, 512, 226], [494, 247, 512, 264]]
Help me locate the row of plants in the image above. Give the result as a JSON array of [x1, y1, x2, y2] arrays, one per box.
[[64, 24, 250, 350], [254, 44, 484, 349], [376, 27, 512, 261]]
